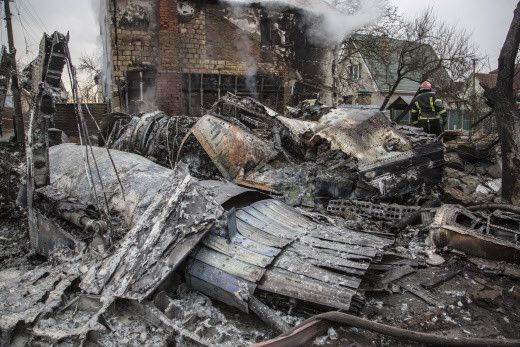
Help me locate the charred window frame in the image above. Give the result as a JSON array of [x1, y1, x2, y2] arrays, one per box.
[[260, 16, 272, 47], [348, 64, 362, 80], [124, 69, 156, 114], [182, 73, 282, 116]]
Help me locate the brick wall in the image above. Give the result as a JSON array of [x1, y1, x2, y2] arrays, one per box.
[[109, 0, 158, 111], [108, 0, 311, 115], [177, 5, 278, 77], [156, 0, 183, 115]]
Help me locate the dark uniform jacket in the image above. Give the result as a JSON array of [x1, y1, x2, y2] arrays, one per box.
[[410, 90, 447, 125]]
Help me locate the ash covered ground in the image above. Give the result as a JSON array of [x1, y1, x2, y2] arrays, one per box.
[[0, 144, 37, 270], [1, 145, 519, 346]]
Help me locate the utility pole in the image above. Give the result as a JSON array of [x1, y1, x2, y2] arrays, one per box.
[[472, 58, 477, 98], [3, 0, 25, 145], [469, 57, 479, 136]]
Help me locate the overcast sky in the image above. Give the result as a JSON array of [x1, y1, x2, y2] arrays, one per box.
[[3, 0, 517, 72]]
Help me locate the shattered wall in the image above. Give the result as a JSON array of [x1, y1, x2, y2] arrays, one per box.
[[103, 0, 336, 115], [102, 0, 160, 113]]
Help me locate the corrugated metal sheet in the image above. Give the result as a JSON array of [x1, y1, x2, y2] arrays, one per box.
[[187, 197, 394, 313]]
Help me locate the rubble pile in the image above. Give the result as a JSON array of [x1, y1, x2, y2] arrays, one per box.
[[3, 93, 520, 346], [0, 145, 30, 269], [443, 149, 503, 205], [109, 93, 445, 206]]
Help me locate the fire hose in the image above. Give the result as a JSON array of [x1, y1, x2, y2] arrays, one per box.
[[253, 311, 520, 347]]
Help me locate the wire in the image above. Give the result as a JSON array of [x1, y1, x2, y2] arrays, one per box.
[[22, 0, 47, 32], [64, 40, 116, 240], [17, 0, 47, 34], [84, 103, 126, 200], [0, 6, 4, 47], [13, 2, 38, 55]]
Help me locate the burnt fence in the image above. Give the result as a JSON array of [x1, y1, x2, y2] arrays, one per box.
[[54, 103, 108, 141]]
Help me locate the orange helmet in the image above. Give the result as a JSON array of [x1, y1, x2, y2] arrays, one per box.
[[420, 81, 432, 90]]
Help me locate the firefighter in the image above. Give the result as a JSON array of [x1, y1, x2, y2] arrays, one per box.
[[410, 81, 447, 136]]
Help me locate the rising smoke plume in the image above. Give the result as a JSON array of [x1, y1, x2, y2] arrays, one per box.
[[224, 0, 387, 44], [91, 0, 112, 102], [229, 4, 259, 98]]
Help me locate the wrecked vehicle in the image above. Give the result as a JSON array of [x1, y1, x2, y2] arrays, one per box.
[[108, 94, 445, 205]]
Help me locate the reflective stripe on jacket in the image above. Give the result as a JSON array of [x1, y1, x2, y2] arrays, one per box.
[[410, 91, 447, 125]]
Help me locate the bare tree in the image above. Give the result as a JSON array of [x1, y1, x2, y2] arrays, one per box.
[[78, 53, 103, 103], [483, 2, 520, 205], [337, 7, 477, 111], [335, 5, 401, 101]]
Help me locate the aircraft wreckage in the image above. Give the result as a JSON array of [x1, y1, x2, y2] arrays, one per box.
[[15, 83, 520, 344], [15, 90, 446, 343], [106, 93, 445, 204], [34, 143, 392, 315], [5, 28, 520, 346]]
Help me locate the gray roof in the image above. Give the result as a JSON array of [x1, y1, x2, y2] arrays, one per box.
[[353, 36, 448, 93]]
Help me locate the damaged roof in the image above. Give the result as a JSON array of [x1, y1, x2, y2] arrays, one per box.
[[353, 35, 452, 94], [223, 0, 340, 14]]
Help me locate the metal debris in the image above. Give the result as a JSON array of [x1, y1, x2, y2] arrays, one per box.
[[187, 195, 393, 315], [431, 204, 520, 263], [107, 94, 445, 203], [328, 200, 423, 221], [41, 145, 393, 318], [0, 263, 79, 345]]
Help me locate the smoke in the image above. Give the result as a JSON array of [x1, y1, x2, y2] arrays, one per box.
[[224, 0, 386, 44], [90, 0, 112, 102], [229, 5, 259, 97]]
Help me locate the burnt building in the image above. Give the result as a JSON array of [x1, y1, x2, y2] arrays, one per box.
[[100, 0, 338, 115]]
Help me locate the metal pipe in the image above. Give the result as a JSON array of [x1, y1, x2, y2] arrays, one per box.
[[255, 311, 520, 347], [468, 203, 520, 215]]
